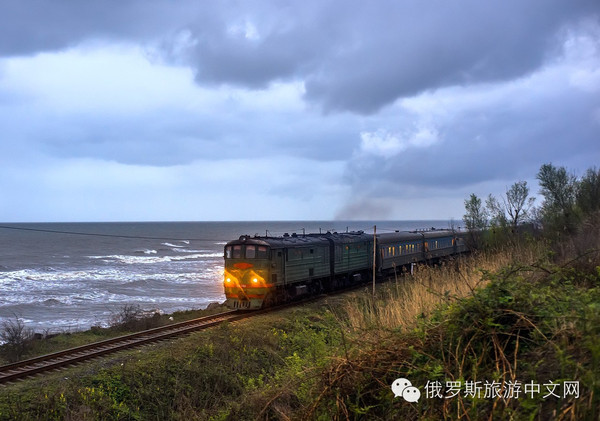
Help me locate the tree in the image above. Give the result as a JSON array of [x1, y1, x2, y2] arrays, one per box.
[[576, 167, 600, 216], [485, 181, 534, 229], [505, 181, 535, 228], [536, 163, 578, 233], [464, 193, 488, 248], [486, 194, 507, 227], [463, 193, 488, 232]]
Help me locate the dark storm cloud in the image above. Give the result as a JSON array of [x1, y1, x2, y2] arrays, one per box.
[[0, 0, 196, 56], [342, 81, 600, 202], [2, 1, 596, 113], [174, 0, 598, 113]]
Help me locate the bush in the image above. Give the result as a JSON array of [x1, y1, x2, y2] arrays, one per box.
[[0, 315, 34, 362], [109, 304, 161, 332]]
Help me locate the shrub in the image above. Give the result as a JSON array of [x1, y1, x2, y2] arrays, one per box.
[[0, 315, 34, 362]]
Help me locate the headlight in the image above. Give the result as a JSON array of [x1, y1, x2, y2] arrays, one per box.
[[226, 278, 232, 283], [252, 278, 258, 284]]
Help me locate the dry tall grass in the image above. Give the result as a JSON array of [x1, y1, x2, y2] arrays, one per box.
[[340, 241, 546, 334]]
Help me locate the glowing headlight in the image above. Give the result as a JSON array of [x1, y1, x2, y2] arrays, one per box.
[[226, 278, 232, 283], [252, 278, 258, 284]]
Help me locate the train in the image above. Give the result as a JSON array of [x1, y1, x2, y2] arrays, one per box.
[[223, 228, 468, 309]]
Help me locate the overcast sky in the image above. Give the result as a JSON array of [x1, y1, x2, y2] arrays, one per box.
[[1, 1, 598, 222]]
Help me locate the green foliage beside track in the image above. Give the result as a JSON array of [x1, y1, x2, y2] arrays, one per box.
[[304, 259, 600, 420], [0, 305, 348, 420]]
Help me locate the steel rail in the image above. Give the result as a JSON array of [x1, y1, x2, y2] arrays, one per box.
[[0, 282, 381, 385], [0, 310, 248, 385]]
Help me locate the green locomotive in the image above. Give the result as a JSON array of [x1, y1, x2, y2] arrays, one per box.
[[223, 229, 467, 309]]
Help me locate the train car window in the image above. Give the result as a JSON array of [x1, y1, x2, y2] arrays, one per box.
[[289, 249, 303, 261], [257, 246, 268, 258], [233, 245, 242, 258], [225, 246, 232, 259], [246, 245, 256, 259]]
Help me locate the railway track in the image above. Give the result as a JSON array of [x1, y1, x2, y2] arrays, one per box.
[[0, 310, 254, 385], [0, 282, 378, 386]]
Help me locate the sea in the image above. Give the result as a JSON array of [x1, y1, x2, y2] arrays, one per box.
[[0, 220, 452, 334]]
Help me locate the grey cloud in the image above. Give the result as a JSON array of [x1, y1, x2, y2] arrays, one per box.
[[342, 86, 600, 203], [2, 1, 596, 115], [302, 0, 598, 113], [1, 0, 598, 222], [0, 1, 202, 56], [12, 104, 360, 166], [175, 0, 598, 113]]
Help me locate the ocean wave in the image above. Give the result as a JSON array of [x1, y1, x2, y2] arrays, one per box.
[[162, 242, 187, 248], [43, 298, 61, 306], [0, 265, 222, 287], [172, 248, 208, 253], [89, 253, 222, 264], [135, 249, 158, 255]]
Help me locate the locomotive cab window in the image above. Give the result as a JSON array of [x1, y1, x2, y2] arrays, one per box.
[[256, 246, 268, 259], [245, 245, 256, 259], [225, 245, 270, 260]]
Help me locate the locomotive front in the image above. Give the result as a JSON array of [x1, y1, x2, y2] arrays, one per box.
[[223, 236, 272, 309]]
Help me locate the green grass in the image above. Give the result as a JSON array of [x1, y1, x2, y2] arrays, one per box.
[[0, 304, 228, 366], [0, 298, 352, 420]]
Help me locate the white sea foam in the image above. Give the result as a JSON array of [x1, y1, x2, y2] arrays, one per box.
[[88, 252, 223, 264], [135, 249, 158, 255], [162, 242, 186, 248], [172, 248, 208, 253]]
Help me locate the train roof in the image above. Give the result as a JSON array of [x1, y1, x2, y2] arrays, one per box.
[[376, 232, 423, 243], [224, 229, 460, 248], [421, 229, 457, 239], [376, 229, 459, 243], [224, 231, 371, 248]]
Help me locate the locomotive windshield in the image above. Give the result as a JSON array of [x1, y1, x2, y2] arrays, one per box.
[[225, 245, 269, 259]]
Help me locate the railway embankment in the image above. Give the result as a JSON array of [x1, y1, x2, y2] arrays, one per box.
[[1, 235, 598, 420]]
